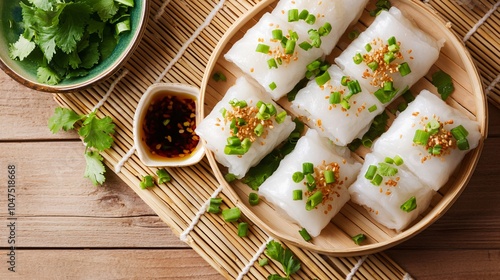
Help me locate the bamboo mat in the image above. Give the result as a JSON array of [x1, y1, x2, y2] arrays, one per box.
[[51, 0, 498, 279]]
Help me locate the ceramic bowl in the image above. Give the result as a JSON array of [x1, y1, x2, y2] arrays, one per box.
[[0, 0, 149, 93], [133, 83, 205, 167]]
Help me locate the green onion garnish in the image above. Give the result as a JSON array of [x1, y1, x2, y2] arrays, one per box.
[[229, 99, 247, 108], [288, 9, 299, 22], [207, 197, 223, 214], [373, 88, 397, 104], [352, 233, 366, 245], [269, 82, 277, 91], [324, 170, 335, 184], [302, 162, 314, 174], [432, 70, 455, 100], [307, 60, 321, 71], [413, 129, 430, 146], [272, 29, 283, 40], [285, 39, 296, 54], [238, 222, 249, 237], [299, 41, 313, 51], [267, 58, 278, 69], [426, 119, 440, 135], [249, 193, 260, 206], [398, 62, 411, 76], [299, 228, 312, 241], [329, 91, 341, 104], [224, 145, 245, 155], [384, 157, 394, 164], [305, 191, 323, 211], [384, 51, 395, 64], [393, 155, 404, 166], [222, 207, 241, 222], [340, 99, 351, 110], [387, 36, 396, 46], [383, 81, 394, 92], [220, 107, 227, 118], [226, 136, 241, 146], [368, 104, 378, 112], [315, 70, 331, 86], [305, 13, 316, 24], [368, 61, 379, 71], [224, 173, 237, 182], [256, 43, 270, 54], [378, 162, 398, 176], [292, 171, 305, 183], [254, 123, 264, 137], [305, 174, 316, 191], [371, 174, 383, 186], [353, 52, 363, 64], [308, 30, 322, 48], [457, 138, 470, 150], [140, 175, 154, 189], [400, 196, 417, 212], [388, 43, 399, 52], [451, 125, 469, 140], [348, 80, 362, 95], [428, 144, 442, 155], [341, 76, 349, 86], [299, 9, 309, 20], [275, 111, 287, 124], [365, 165, 378, 180], [365, 43, 372, 52], [319, 22, 332, 36], [293, 189, 303, 201]]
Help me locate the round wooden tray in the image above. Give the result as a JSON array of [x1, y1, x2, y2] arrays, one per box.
[[200, 0, 487, 256]]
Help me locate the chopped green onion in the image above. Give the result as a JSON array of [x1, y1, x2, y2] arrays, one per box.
[[341, 76, 350, 86], [288, 9, 299, 22], [140, 175, 154, 189], [256, 43, 270, 54], [348, 80, 362, 95], [353, 53, 363, 64], [340, 99, 351, 110], [432, 70, 455, 100], [269, 82, 277, 91], [302, 162, 314, 174], [299, 9, 309, 20], [324, 170, 335, 184], [306, 191, 323, 211], [162, 119, 170, 126], [402, 90, 415, 103], [451, 125, 469, 140], [329, 91, 342, 104], [365, 43, 372, 52], [259, 258, 268, 267], [308, 30, 322, 48], [352, 233, 366, 245], [315, 70, 331, 86], [227, 136, 241, 146], [307, 60, 322, 71], [299, 228, 312, 241], [384, 157, 394, 164], [397, 101, 408, 112], [224, 173, 237, 182], [292, 171, 305, 183], [275, 111, 287, 124], [293, 189, 303, 201], [220, 107, 227, 118], [241, 138, 252, 150], [212, 71, 227, 82], [254, 123, 264, 137], [365, 165, 378, 180], [371, 174, 383, 186], [393, 155, 404, 166], [388, 43, 399, 52], [428, 144, 442, 155], [299, 41, 313, 51], [398, 62, 411, 76], [224, 145, 245, 155], [267, 58, 278, 69], [305, 13, 316, 24], [237, 117, 246, 126], [207, 197, 223, 214], [249, 193, 260, 206], [368, 61, 379, 71], [378, 162, 398, 176], [383, 81, 394, 92], [319, 22, 332, 36], [272, 29, 283, 40], [426, 119, 441, 135], [222, 207, 241, 222], [384, 51, 395, 64], [229, 99, 247, 108], [362, 137, 373, 148], [368, 104, 378, 112], [400, 196, 417, 212], [387, 36, 397, 46], [305, 174, 316, 191], [156, 169, 171, 184], [238, 222, 249, 237], [413, 129, 430, 146], [348, 30, 359, 40], [285, 39, 296, 54], [373, 88, 397, 104], [457, 138, 470, 150]]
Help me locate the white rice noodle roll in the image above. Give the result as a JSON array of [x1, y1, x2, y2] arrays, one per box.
[[258, 129, 361, 237], [349, 152, 435, 231], [271, 0, 369, 55], [291, 65, 384, 146], [224, 12, 323, 100], [335, 7, 444, 103], [372, 90, 481, 190], [196, 77, 295, 178]]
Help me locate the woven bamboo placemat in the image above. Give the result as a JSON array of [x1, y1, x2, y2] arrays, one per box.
[[52, 0, 497, 278]]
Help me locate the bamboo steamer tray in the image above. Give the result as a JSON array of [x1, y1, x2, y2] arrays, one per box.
[[200, 0, 488, 256]]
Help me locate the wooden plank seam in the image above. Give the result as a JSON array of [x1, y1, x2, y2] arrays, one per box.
[[462, 0, 500, 42], [179, 184, 224, 242], [236, 236, 274, 280]]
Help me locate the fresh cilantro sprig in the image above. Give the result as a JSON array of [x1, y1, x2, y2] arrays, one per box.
[[265, 240, 301, 279], [48, 107, 115, 185], [8, 0, 134, 85]]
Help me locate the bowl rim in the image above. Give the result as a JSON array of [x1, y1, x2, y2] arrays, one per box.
[[133, 82, 206, 167], [199, 0, 488, 256], [0, 0, 151, 93]]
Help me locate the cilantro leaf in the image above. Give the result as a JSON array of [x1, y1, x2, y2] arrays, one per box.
[[56, 3, 91, 54], [37, 66, 61, 85], [84, 150, 106, 186], [48, 107, 83, 133], [27, 0, 57, 11], [265, 240, 301, 278], [78, 112, 115, 152], [9, 34, 36, 61], [87, 0, 119, 22], [79, 42, 100, 69]]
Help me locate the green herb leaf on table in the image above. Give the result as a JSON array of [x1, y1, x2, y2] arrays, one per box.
[[156, 169, 171, 184], [140, 175, 155, 189], [84, 150, 106, 186], [78, 112, 115, 152], [48, 107, 83, 133], [265, 240, 301, 279]]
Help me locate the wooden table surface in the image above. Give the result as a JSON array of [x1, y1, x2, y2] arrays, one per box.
[[1, 68, 499, 279]]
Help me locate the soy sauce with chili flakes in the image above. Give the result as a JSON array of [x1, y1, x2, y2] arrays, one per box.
[[142, 92, 199, 159]]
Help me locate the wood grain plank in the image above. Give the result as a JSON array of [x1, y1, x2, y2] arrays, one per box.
[[0, 249, 223, 279]]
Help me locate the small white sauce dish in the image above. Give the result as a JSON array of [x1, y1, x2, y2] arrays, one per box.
[[133, 83, 205, 167]]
